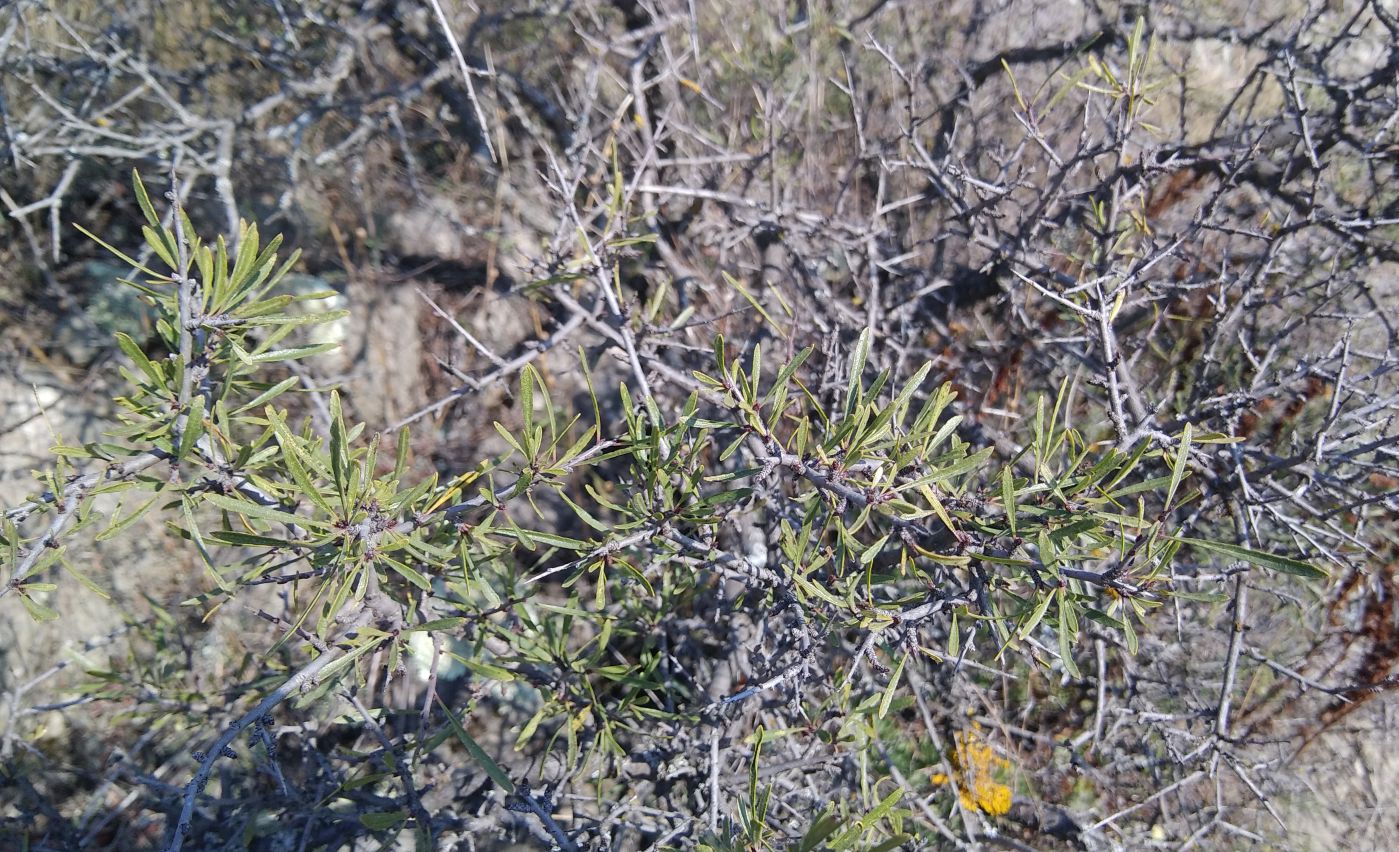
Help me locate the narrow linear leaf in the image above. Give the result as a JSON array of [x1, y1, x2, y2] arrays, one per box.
[[798, 811, 844, 852], [115, 333, 165, 387], [1174, 536, 1326, 579], [20, 595, 60, 622], [1001, 467, 1017, 537], [232, 341, 340, 364], [1165, 423, 1192, 510], [132, 169, 161, 227], [96, 492, 161, 542], [359, 811, 407, 830], [383, 558, 432, 591], [176, 395, 205, 461], [845, 327, 872, 416], [227, 310, 351, 328], [74, 223, 162, 279], [922, 446, 995, 486], [232, 377, 300, 415], [1057, 590, 1082, 679], [204, 492, 309, 529], [141, 224, 177, 269], [436, 695, 516, 793], [1018, 592, 1054, 641], [878, 651, 908, 719], [206, 530, 294, 548]]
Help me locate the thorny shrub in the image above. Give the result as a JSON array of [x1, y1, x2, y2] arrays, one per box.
[[3, 1, 1396, 849], [2, 173, 1319, 849]]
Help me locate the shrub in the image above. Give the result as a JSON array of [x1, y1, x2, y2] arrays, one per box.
[[2, 173, 1321, 849], [4, 2, 1394, 849]]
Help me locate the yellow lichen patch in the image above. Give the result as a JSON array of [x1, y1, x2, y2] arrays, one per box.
[[931, 724, 1014, 816]]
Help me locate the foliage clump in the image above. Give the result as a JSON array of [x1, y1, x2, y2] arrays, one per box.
[[3, 2, 1394, 849]]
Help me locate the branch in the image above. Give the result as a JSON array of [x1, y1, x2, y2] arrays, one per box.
[[163, 605, 383, 852]]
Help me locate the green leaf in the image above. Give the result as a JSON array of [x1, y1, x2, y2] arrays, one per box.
[[141, 225, 177, 269], [20, 595, 60, 622], [520, 363, 536, 434], [228, 221, 260, 291], [267, 412, 335, 516], [177, 395, 205, 461], [492, 421, 527, 459], [1017, 591, 1054, 641], [383, 558, 432, 591], [132, 170, 161, 228], [231, 341, 339, 364], [923, 413, 963, 456], [329, 390, 349, 504], [1049, 517, 1100, 548], [560, 491, 609, 532], [722, 270, 784, 335], [764, 346, 814, 404], [181, 498, 231, 592], [1165, 423, 1191, 510], [859, 534, 890, 565], [95, 492, 161, 542], [204, 492, 310, 529], [244, 234, 288, 299], [405, 617, 467, 633], [232, 377, 300, 415], [50, 445, 100, 460], [115, 333, 165, 387], [74, 222, 162, 279], [206, 530, 293, 548], [878, 651, 908, 719], [392, 426, 412, 484], [920, 446, 995, 486], [832, 789, 903, 847], [505, 528, 588, 550], [1001, 467, 1017, 537], [359, 810, 407, 830], [436, 695, 516, 793], [1106, 474, 1174, 500], [845, 327, 872, 417], [1173, 536, 1326, 579], [211, 235, 230, 306], [1171, 589, 1230, 604], [797, 810, 844, 852], [1057, 590, 1082, 678], [226, 309, 351, 328]]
